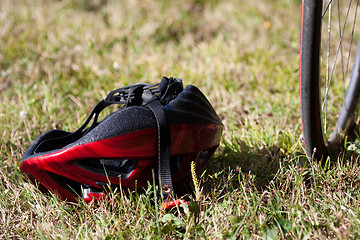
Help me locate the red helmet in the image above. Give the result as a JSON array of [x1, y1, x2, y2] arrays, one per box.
[[20, 77, 223, 204]]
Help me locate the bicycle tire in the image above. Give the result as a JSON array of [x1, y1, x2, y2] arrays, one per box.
[[300, 0, 360, 160]]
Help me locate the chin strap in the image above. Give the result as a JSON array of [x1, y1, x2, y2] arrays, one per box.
[[143, 77, 184, 209], [145, 96, 174, 200]]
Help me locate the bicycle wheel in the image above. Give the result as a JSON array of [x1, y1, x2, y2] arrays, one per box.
[[300, 0, 360, 160]]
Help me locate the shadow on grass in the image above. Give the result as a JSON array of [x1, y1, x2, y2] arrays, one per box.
[[202, 138, 307, 195]]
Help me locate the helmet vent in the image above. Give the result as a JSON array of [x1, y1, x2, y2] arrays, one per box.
[[76, 159, 138, 179], [199, 151, 209, 164], [170, 156, 183, 174], [45, 170, 83, 196]]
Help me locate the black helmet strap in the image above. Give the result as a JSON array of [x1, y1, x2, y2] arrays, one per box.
[[145, 97, 174, 200], [143, 77, 183, 202]]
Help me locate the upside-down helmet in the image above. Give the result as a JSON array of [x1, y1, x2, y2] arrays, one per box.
[[20, 77, 223, 205]]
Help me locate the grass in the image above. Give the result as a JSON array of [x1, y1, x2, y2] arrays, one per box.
[[1, 0, 360, 239]]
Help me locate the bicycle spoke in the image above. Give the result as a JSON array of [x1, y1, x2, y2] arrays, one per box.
[[324, 0, 333, 135], [322, 0, 333, 18]]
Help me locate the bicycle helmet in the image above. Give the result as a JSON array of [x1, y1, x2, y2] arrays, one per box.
[[20, 77, 223, 207]]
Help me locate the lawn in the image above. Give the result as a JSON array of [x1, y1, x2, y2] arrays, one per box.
[[1, 0, 360, 239]]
